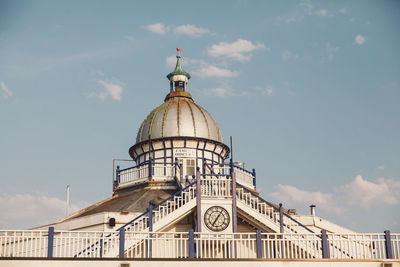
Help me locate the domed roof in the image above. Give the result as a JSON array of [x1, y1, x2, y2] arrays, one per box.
[[136, 91, 223, 143]]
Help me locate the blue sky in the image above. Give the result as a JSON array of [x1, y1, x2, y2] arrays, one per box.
[[0, 0, 399, 232]]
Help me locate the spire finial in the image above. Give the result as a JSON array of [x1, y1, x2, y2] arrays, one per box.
[[167, 48, 191, 81], [165, 48, 193, 100]]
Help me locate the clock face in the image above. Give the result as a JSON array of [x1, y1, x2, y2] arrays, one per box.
[[204, 206, 230, 232]]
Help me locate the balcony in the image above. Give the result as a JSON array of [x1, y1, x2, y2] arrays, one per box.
[[114, 161, 257, 191]]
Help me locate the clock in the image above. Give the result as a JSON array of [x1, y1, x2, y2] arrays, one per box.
[[204, 206, 230, 232]]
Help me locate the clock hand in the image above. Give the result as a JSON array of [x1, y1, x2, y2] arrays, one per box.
[[212, 211, 223, 226]]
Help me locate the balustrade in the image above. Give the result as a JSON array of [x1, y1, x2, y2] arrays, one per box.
[[2, 229, 398, 259]]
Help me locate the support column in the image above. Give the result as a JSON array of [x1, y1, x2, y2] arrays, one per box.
[[189, 229, 195, 258], [148, 158, 153, 181], [252, 168, 256, 188], [196, 167, 201, 232], [148, 201, 153, 258], [119, 228, 125, 258], [99, 237, 103, 258], [116, 165, 120, 187], [256, 229, 262, 258], [231, 172, 238, 233], [279, 203, 284, 233], [385, 230, 393, 259], [321, 230, 330, 259], [278, 203, 284, 258], [47, 227, 54, 258], [180, 163, 183, 185]]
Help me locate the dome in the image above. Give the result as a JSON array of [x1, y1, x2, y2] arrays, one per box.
[[136, 91, 223, 143]]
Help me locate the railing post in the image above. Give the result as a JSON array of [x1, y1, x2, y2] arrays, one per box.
[[279, 203, 284, 233], [196, 167, 202, 232], [384, 230, 393, 259], [252, 168, 256, 188], [232, 172, 238, 233], [47, 227, 54, 258], [148, 201, 153, 258], [321, 230, 330, 259], [175, 158, 178, 177], [119, 228, 125, 258], [180, 163, 183, 185], [232, 172, 238, 258], [148, 158, 153, 180], [256, 229, 262, 258], [189, 229, 195, 258], [116, 165, 120, 185], [99, 237, 103, 258]]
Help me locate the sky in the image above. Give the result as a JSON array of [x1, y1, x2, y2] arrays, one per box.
[[0, 0, 399, 232]]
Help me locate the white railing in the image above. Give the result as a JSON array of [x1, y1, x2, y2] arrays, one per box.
[[195, 232, 257, 258], [118, 163, 177, 188], [327, 233, 400, 260], [203, 164, 255, 190], [201, 178, 232, 197], [126, 232, 189, 258], [1, 230, 399, 259], [234, 166, 254, 189], [119, 165, 149, 186], [236, 186, 314, 235], [152, 164, 175, 180], [54, 231, 118, 258], [118, 162, 255, 190], [0, 230, 48, 257], [152, 184, 196, 224], [261, 233, 322, 259]]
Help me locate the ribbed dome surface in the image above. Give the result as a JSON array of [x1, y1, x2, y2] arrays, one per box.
[[136, 93, 223, 143]]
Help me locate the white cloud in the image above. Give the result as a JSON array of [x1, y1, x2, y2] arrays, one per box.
[[255, 87, 274, 96], [145, 23, 170, 35], [299, 2, 333, 17], [0, 193, 88, 229], [205, 87, 233, 97], [349, 18, 356, 22], [194, 64, 238, 78], [282, 50, 299, 61], [338, 175, 400, 208], [299, 2, 313, 14], [1, 81, 12, 98], [208, 39, 266, 62], [174, 24, 209, 37], [268, 175, 400, 214], [354, 34, 366, 45], [166, 56, 238, 79], [98, 80, 123, 101], [314, 9, 328, 16], [90, 80, 124, 101], [269, 184, 342, 214], [376, 165, 385, 170], [339, 8, 347, 14]]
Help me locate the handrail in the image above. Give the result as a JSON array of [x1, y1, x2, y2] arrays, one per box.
[[233, 164, 253, 175], [119, 162, 175, 173], [76, 181, 197, 257], [117, 180, 196, 231], [203, 162, 220, 177], [152, 180, 196, 210], [236, 183, 314, 234]]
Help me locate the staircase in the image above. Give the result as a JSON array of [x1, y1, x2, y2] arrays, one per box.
[[236, 184, 314, 234], [76, 171, 351, 259], [76, 181, 197, 258]]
